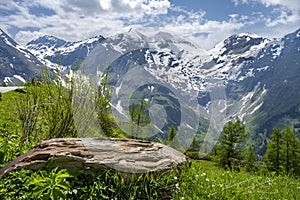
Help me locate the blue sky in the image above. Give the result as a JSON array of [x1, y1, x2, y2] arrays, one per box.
[[0, 0, 299, 49]]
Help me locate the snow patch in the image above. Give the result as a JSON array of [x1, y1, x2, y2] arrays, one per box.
[[256, 66, 270, 72], [115, 83, 122, 95], [13, 75, 26, 83], [271, 44, 284, 59]]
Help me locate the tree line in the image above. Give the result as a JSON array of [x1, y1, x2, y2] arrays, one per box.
[[215, 117, 300, 176]]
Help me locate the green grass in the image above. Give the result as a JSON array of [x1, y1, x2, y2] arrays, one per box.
[[174, 160, 300, 200], [1, 160, 299, 199], [0, 91, 23, 135]]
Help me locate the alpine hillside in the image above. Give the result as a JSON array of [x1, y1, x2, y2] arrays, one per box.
[[0, 29, 43, 85]]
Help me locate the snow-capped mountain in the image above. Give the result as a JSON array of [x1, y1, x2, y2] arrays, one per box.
[[0, 29, 43, 85], [24, 28, 300, 153], [26, 34, 105, 68]]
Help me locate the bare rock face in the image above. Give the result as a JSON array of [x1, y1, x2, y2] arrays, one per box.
[[0, 138, 187, 176]]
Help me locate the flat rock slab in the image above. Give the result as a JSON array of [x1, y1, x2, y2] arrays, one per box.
[[0, 138, 187, 176]]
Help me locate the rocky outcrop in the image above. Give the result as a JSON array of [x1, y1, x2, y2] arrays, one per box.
[[0, 138, 187, 176]]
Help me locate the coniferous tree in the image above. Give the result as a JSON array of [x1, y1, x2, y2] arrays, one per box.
[[168, 125, 176, 144], [245, 144, 257, 172], [167, 125, 181, 149], [264, 128, 282, 175], [216, 117, 247, 169], [129, 100, 150, 139], [296, 136, 300, 175], [281, 126, 297, 174]]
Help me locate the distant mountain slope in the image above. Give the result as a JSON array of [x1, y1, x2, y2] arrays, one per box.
[[0, 29, 43, 85], [26, 34, 105, 68]]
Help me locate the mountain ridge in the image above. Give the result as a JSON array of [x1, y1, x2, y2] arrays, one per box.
[[1, 28, 300, 154]]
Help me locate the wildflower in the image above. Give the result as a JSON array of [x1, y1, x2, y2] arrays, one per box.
[[267, 178, 272, 186], [201, 172, 206, 176], [297, 186, 300, 190], [174, 176, 178, 180], [206, 178, 210, 182], [195, 174, 199, 179], [181, 197, 185, 200], [175, 183, 180, 188]]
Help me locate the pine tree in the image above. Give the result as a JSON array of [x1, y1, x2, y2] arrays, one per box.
[[167, 125, 181, 149], [245, 144, 256, 172], [216, 117, 247, 169], [264, 128, 282, 175], [281, 126, 297, 174], [129, 100, 150, 139], [168, 125, 176, 143], [296, 136, 300, 175]]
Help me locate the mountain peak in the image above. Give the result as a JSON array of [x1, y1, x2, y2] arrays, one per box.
[[210, 32, 269, 56], [27, 35, 66, 47]]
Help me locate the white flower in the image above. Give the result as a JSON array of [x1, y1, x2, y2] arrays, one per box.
[[267, 179, 272, 186], [195, 174, 199, 179], [175, 183, 180, 188], [174, 176, 178, 180], [181, 197, 185, 200], [206, 178, 210, 182], [297, 186, 300, 190], [201, 172, 206, 176]]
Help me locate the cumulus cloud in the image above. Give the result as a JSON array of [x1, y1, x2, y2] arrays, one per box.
[[231, 0, 300, 36], [259, 0, 300, 11], [0, 0, 299, 50], [1, 0, 172, 44]]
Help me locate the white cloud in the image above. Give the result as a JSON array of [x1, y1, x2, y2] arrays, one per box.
[[266, 9, 300, 26], [1, 0, 299, 51], [231, 0, 250, 6], [1, 0, 172, 45], [259, 0, 300, 11], [232, 0, 300, 11]]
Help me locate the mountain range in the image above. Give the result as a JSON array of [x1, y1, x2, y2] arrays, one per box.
[[1, 28, 300, 154]]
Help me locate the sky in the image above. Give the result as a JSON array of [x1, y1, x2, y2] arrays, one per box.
[[0, 0, 299, 50]]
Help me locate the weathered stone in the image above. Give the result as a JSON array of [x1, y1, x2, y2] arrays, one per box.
[[0, 138, 187, 176]]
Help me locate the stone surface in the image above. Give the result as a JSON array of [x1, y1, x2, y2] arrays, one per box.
[[0, 138, 187, 176]]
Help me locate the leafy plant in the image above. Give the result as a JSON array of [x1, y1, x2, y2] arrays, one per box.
[[26, 168, 72, 200]]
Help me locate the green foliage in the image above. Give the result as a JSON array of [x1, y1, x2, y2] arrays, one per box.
[[264, 127, 282, 174], [16, 69, 78, 144], [0, 169, 32, 200], [174, 160, 300, 200], [0, 91, 34, 166], [95, 66, 116, 137], [281, 126, 298, 174], [129, 99, 151, 139], [264, 127, 300, 175], [216, 118, 248, 169], [245, 145, 257, 172], [66, 169, 178, 199], [168, 125, 176, 143], [166, 125, 181, 149], [1, 161, 300, 199], [26, 168, 72, 200]]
